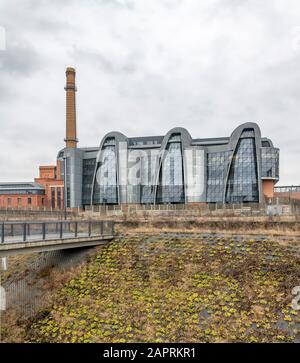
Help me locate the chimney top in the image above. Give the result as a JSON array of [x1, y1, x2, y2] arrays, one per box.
[[66, 67, 76, 73]]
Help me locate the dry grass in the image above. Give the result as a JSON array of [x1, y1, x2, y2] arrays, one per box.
[[26, 233, 300, 343], [117, 223, 300, 243], [2, 228, 300, 343], [1, 254, 37, 284], [0, 252, 95, 342]]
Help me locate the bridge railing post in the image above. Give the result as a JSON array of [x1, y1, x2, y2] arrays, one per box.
[[1, 223, 4, 243], [23, 223, 27, 242], [60, 222, 63, 239], [111, 221, 115, 236], [75, 221, 78, 237], [88, 221, 91, 237], [100, 221, 103, 236], [11, 224, 13, 237], [42, 223, 46, 240]]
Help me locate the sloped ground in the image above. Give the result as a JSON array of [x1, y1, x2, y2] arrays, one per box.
[[0, 248, 94, 342], [27, 233, 300, 343]]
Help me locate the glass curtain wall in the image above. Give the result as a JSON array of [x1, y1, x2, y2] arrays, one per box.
[[207, 151, 231, 203], [82, 158, 96, 206], [156, 134, 185, 203], [225, 130, 259, 203], [93, 138, 118, 204], [140, 151, 157, 204], [65, 157, 71, 208], [261, 148, 279, 179]]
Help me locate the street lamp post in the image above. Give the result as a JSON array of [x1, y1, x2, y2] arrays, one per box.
[[63, 156, 67, 220]]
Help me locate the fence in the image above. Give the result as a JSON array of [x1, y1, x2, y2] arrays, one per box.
[[0, 220, 115, 243], [0, 207, 77, 221], [2, 198, 300, 219], [83, 199, 300, 218]]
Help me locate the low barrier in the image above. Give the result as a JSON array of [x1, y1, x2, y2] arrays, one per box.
[[0, 220, 115, 243], [83, 201, 300, 218]]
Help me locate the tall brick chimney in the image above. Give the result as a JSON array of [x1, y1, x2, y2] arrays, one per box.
[[64, 67, 78, 148]]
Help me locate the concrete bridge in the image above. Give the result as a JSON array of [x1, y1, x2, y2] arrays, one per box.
[[0, 220, 115, 257]]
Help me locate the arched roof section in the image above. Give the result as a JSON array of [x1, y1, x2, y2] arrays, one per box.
[[95, 131, 128, 163], [91, 131, 128, 205], [153, 127, 192, 203], [224, 122, 263, 203], [228, 122, 262, 150]]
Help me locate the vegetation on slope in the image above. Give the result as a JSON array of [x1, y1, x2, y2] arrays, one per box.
[[28, 234, 300, 343]]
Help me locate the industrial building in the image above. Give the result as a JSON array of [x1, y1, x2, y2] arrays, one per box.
[[57, 68, 280, 208], [0, 165, 64, 209], [274, 186, 300, 201]]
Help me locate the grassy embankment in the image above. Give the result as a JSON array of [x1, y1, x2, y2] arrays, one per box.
[[18, 233, 300, 343]]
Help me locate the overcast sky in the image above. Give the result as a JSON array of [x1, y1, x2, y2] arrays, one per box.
[[0, 0, 299, 184]]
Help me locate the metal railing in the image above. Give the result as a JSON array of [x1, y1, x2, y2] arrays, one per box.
[[275, 185, 300, 193], [0, 220, 115, 243], [83, 200, 300, 217]]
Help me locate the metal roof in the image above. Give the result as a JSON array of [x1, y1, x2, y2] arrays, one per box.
[[128, 136, 164, 146], [0, 182, 44, 190]]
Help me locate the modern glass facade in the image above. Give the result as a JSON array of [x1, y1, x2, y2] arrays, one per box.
[[82, 158, 96, 206], [207, 151, 231, 203], [140, 151, 157, 204], [156, 134, 185, 204], [261, 148, 279, 179], [93, 138, 118, 205], [225, 131, 259, 203], [58, 123, 280, 207], [65, 157, 71, 208]]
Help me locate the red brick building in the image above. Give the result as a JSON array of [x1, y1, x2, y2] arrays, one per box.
[[274, 186, 300, 201], [34, 162, 64, 209], [0, 161, 64, 209], [0, 182, 46, 208]]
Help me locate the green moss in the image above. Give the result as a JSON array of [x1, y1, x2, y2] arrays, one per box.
[[29, 235, 300, 343]]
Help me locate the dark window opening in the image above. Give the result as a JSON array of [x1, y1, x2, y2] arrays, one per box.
[[51, 187, 55, 209]]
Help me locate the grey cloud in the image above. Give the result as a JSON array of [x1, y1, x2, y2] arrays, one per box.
[[0, 43, 39, 75], [0, 0, 299, 185], [72, 48, 138, 75]]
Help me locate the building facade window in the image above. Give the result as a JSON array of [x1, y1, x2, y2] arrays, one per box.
[[156, 134, 185, 204], [28, 197, 32, 205], [226, 130, 259, 203], [140, 151, 157, 204], [82, 158, 96, 206], [207, 151, 231, 203], [93, 138, 118, 205], [57, 187, 61, 209], [261, 148, 279, 179], [51, 187, 55, 209], [65, 157, 71, 208]]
